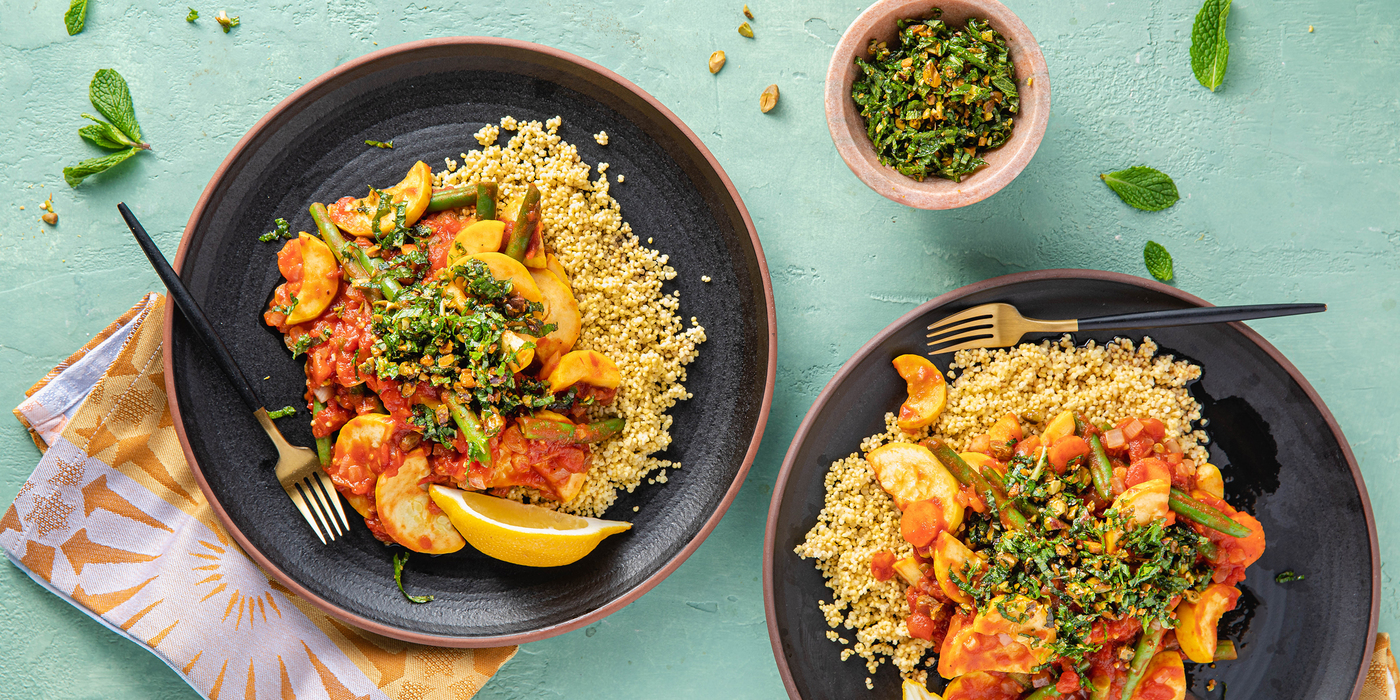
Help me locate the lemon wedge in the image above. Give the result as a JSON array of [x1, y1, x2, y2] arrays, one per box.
[[428, 485, 631, 567], [902, 679, 942, 700]]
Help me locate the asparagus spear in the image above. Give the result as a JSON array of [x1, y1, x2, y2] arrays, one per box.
[[1118, 624, 1167, 700], [477, 182, 498, 221], [309, 202, 402, 300], [518, 416, 625, 444], [444, 393, 490, 463], [503, 184, 541, 262], [311, 397, 333, 466], [1087, 433, 1115, 501], [1169, 488, 1252, 537], [926, 439, 1028, 531]]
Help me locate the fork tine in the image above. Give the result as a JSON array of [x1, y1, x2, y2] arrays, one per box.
[[928, 336, 998, 355], [305, 476, 342, 537], [926, 319, 993, 342], [926, 305, 994, 335], [297, 480, 337, 542], [287, 486, 327, 544], [927, 325, 999, 349], [315, 470, 350, 531]]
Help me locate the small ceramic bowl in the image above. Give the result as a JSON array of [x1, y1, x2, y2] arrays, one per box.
[[825, 0, 1051, 209]]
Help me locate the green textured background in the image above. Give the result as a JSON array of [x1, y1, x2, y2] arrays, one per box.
[[1, 0, 1397, 697]]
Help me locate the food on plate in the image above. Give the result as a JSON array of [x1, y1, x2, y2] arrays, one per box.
[[851, 9, 1020, 182], [263, 116, 705, 563], [796, 337, 1263, 697]]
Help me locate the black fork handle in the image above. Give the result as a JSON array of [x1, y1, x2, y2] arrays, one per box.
[[118, 203, 264, 412], [1077, 303, 1326, 331]]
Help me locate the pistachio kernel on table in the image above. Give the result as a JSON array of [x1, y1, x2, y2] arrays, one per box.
[[759, 84, 779, 113], [709, 51, 727, 74]]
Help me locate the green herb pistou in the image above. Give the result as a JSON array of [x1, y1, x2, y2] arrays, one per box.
[[851, 11, 1019, 182]]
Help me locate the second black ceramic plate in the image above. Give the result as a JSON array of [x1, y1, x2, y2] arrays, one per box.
[[163, 38, 775, 646], [763, 270, 1377, 699]]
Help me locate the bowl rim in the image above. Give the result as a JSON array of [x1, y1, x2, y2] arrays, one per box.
[[824, 0, 1052, 209], [162, 36, 778, 647], [761, 268, 1378, 699]]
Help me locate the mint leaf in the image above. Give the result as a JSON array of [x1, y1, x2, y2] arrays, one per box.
[[1191, 0, 1231, 91], [365, 140, 394, 149], [63, 147, 140, 187], [392, 552, 434, 604], [266, 405, 297, 419], [1100, 166, 1179, 211], [1143, 241, 1174, 282], [186, 7, 198, 21], [79, 114, 140, 149], [64, 0, 88, 35], [258, 218, 293, 242], [89, 69, 143, 145]]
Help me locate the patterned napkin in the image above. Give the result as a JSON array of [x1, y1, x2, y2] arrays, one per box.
[[5, 293, 515, 700]]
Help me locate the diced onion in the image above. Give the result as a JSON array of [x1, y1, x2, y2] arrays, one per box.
[[1104, 428, 1126, 449]]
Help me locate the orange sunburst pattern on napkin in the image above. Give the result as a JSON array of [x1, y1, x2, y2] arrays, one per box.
[[4, 294, 515, 700]]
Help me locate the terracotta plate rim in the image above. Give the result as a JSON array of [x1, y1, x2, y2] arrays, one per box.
[[161, 36, 777, 647], [760, 268, 1378, 699]]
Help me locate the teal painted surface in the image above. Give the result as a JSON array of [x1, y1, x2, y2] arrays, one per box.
[[1, 0, 1396, 697]]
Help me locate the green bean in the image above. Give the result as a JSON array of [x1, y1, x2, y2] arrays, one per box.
[[1086, 433, 1114, 502], [426, 185, 474, 212], [477, 182, 498, 221], [1169, 488, 1252, 537], [1119, 624, 1167, 700], [926, 439, 1027, 531], [309, 202, 402, 301], [1025, 685, 1062, 700], [503, 183, 541, 261], [311, 397, 332, 467], [518, 416, 625, 444], [444, 393, 490, 463], [979, 463, 1037, 519]]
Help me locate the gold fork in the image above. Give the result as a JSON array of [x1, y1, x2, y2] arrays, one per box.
[[120, 203, 350, 544], [926, 301, 1327, 355]]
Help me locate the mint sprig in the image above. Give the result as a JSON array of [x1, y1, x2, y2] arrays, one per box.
[[186, 7, 198, 21], [392, 552, 434, 604], [1191, 0, 1232, 91], [1143, 241, 1174, 282], [1100, 166, 1179, 211], [64, 0, 88, 35], [64, 69, 150, 187]]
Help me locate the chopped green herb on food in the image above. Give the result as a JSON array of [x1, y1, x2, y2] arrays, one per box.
[[1101, 166, 1179, 211], [365, 139, 394, 149], [258, 217, 293, 242], [266, 405, 297, 419], [186, 7, 198, 21], [65, 69, 151, 187], [1275, 570, 1305, 583], [1191, 0, 1232, 91], [392, 552, 434, 603], [65, 0, 88, 35], [215, 9, 238, 32], [1144, 241, 1175, 282], [851, 10, 1019, 182]]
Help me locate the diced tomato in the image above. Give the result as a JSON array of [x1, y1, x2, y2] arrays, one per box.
[[1126, 457, 1172, 488], [1140, 417, 1167, 441], [871, 551, 897, 581], [907, 612, 935, 641], [311, 400, 351, 438], [1056, 668, 1082, 694], [1013, 435, 1042, 459], [1088, 616, 1142, 644], [1128, 435, 1156, 462]]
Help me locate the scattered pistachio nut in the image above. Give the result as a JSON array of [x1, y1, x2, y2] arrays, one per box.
[[42, 212, 58, 225], [709, 50, 727, 74], [738, 22, 754, 38], [743, 4, 754, 20], [759, 84, 779, 113]]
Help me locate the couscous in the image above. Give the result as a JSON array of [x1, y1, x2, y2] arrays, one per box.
[[796, 337, 1264, 698]]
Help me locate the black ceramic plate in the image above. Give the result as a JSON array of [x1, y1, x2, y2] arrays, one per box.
[[764, 270, 1377, 699], [163, 38, 775, 646]]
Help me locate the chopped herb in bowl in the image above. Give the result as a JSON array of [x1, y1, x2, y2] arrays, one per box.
[[851, 10, 1019, 183]]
